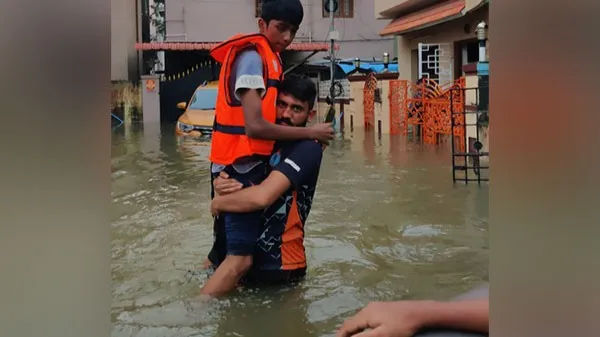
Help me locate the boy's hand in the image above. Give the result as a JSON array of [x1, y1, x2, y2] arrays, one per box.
[[213, 171, 243, 196], [309, 123, 334, 145]]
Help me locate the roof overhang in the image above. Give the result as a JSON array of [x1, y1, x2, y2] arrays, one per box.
[[379, 0, 466, 36], [378, 0, 442, 19], [135, 42, 333, 52]]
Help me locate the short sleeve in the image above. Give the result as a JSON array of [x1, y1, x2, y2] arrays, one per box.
[[231, 49, 266, 101], [274, 140, 323, 188]]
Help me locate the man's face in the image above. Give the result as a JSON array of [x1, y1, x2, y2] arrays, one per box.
[[259, 19, 298, 53], [276, 92, 312, 127]]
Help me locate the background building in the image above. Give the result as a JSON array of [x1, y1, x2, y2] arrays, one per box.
[[375, 0, 488, 84], [165, 0, 394, 60], [111, 0, 140, 81]]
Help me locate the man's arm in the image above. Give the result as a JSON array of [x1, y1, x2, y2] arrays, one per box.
[[211, 170, 291, 215], [212, 140, 323, 215], [240, 89, 334, 144], [337, 299, 489, 337]]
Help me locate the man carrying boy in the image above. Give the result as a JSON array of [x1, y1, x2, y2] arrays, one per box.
[[200, 0, 333, 296], [206, 74, 324, 293]]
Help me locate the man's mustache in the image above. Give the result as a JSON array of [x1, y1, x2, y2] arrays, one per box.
[[276, 118, 293, 126]]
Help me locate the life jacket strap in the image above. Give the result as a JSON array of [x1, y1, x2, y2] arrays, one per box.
[[213, 121, 246, 135]]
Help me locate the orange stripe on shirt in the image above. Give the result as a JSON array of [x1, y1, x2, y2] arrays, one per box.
[[281, 191, 306, 270]]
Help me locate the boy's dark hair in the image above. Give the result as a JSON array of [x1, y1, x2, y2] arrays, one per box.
[[261, 0, 304, 27], [279, 73, 317, 110]]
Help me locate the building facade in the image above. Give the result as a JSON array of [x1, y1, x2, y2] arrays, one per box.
[[111, 0, 140, 81], [126, 1, 399, 121], [165, 0, 395, 60], [375, 0, 488, 83], [374, 0, 490, 177]]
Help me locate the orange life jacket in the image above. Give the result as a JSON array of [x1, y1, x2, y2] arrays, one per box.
[[209, 34, 283, 165]]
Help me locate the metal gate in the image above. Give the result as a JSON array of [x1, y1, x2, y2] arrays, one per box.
[[389, 77, 465, 148], [450, 85, 489, 184], [363, 72, 377, 129], [418, 43, 452, 85]]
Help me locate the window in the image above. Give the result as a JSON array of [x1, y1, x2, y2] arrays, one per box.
[[255, 0, 263, 17], [323, 0, 354, 18], [189, 89, 217, 110], [374, 88, 382, 103]]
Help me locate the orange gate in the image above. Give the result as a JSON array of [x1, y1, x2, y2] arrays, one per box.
[[389, 77, 466, 151], [388, 80, 407, 135], [363, 72, 377, 129]]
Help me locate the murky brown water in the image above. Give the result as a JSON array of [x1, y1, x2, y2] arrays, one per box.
[[111, 123, 488, 337]]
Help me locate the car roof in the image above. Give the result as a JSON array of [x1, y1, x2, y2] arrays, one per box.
[[195, 81, 218, 90]]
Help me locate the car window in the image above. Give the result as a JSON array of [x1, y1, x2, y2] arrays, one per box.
[[189, 89, 217, 110]]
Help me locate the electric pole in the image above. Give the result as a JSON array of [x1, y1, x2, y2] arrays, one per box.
[[327, 0, 339, 128]]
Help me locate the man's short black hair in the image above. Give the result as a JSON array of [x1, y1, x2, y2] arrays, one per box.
[[261, 0, 304, 27], [280, 73, 317, 110]]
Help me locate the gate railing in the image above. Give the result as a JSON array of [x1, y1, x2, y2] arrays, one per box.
[[450, 86, 489, 184], [363, 72, 378, 129], [389, 77, 466, 151]]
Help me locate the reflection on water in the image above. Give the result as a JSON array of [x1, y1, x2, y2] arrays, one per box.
[[111, 123, 488, 337]]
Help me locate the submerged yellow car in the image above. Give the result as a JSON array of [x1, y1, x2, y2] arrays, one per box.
[[176, 82, 218, 136]]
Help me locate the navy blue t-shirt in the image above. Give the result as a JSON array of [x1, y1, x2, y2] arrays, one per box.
[[254, 139, 323, 272], [207, 139, 323, 273]]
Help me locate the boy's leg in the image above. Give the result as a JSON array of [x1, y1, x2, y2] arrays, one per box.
[[200, 254, 253, 296], [201, 162, 268, 297], [206, 165, 227, 268], [207, 215, 226, 267], [200, 211, 262, 296], [201, 209, 262, 296]]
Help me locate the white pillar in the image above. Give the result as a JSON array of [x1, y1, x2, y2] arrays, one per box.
[[141, 75, 160, 125], [477, 21, 488, 63], [396, 35, 412, 81]]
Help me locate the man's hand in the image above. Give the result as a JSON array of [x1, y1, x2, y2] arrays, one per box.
[[308, 122, 334, 145], [337, 301, 427, 337], [202, 258, 213, 270], [210, 198, 220, 217], [213, 171, 243, 196]]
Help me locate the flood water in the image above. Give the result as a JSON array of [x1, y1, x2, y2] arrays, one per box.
[[111, 123, 489, 337]]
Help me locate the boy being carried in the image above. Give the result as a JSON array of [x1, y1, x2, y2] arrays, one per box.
[[201, 0, 333, 297]]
